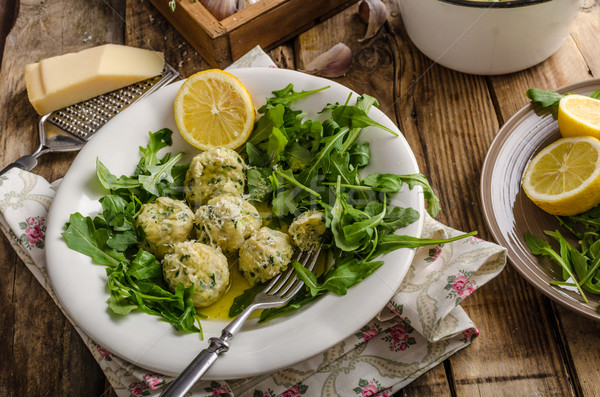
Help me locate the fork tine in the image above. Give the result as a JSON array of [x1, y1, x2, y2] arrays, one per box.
[[282, 246, 322, 298], [270, 246, 322, 298], [265, 250, 305, 295]]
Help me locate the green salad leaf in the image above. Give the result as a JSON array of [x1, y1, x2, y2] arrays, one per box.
[[525, 87, 600, 114]]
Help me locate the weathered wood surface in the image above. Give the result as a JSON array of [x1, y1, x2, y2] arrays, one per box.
[[0, 0, 599, 396]]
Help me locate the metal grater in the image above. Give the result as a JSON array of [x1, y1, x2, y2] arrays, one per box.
[[0, 63, 180, 175], [48, 63, 179, 141]]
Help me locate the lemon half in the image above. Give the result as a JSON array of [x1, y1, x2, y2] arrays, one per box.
[[174, 69, 255, 150], [558, 94, 600, 139], [522, 136, 600, 216]]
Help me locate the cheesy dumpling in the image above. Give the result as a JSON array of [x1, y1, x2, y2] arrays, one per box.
[[288, 210, 326, 251], [162, 241, 230, 308], [135, 197, 194, 258], [194, 194, 262, 256], [239, 227, 294, 286], [184, 147, 246, 208]]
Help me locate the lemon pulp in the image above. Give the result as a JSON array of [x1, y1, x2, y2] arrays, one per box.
[[522, 136, 600, 216]]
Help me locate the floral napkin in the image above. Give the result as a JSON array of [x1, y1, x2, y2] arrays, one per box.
[[0, 46, 506, 397]]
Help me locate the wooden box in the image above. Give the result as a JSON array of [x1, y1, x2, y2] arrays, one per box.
[[150, 0, 359, 68]]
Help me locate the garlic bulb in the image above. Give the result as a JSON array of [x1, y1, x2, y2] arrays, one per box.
[[301, 43, 353, 78], [201, 0, 259, 20], [358, 0, 387, 42]]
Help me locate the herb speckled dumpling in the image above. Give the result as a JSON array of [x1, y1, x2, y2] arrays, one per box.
[[239, 227, 294, 286], [184, 147, 246, 209], [194, 194, 262, 256], [162, 241, 230, 308], [135, 197, 194, 258], [288, 210, 326, 251]]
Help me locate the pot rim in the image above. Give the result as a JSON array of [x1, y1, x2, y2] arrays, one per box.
[[438, 0, 552, 8]]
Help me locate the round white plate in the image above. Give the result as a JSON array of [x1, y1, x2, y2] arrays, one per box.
[[45, 67, 424, 378]]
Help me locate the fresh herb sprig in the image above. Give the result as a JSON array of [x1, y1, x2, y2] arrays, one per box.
[[62, 129, 203, 334], [526, 87, 600, 113]]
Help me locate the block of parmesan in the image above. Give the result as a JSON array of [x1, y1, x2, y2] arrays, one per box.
[[25, 44, 165, 115]]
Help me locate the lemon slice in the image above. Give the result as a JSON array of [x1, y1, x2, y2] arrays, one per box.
[[558, 94, 600, 139], [522, 136, 600, 216], [174, 69, 255, 150]]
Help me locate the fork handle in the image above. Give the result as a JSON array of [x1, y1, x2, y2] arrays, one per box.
[[160, 335, 230, 397]]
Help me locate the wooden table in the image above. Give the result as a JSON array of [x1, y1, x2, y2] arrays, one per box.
[[1, 0, 599, 396]]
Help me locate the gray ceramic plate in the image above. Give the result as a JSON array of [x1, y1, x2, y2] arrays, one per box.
[[481, 78, 600, 321]]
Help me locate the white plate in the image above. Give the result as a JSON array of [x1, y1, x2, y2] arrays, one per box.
[[45, 68, 424, 378]]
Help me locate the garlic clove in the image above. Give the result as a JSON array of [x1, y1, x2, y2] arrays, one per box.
[[201, 0, 238, 20], [358, 0, 387, 42], [301, 43, 353, 78]]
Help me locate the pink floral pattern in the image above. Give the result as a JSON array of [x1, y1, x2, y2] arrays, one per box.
[[383, 321, 416, 352], [353, 378, 389, 397], [128, 381, 150, 397], [18, 216, 46, 250], [143, 373, 164, 390], [462, 328, 480, 343], [355, 323, 382, 344], [281, 382, 308, 396], [424, 246, 442, 263], [445, 270, 477, 305], [95, 344, 112, 360]]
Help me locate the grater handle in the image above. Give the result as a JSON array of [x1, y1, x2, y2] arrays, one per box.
[[0, 153, 40, 175]]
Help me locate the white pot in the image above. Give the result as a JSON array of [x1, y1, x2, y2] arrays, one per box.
[[397, 0, 582, 75]]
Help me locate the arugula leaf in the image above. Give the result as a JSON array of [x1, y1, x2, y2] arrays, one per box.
[[525, 232, 588, 303], [138, 128, 174, 169], [293, 258, 384, 296], [267, 127, 289, 166], [331, 105, 398, 137], [257, 84, 329, 112], [138, 152, 183, 196], [248, 103, 285, 146], [62, 212, 125, 267], [298, 126, 349, 186], [526, 88, 564, 110], [371, 231, 478, 258], [247, 167, 274, 201], [96, 159, 140, 191]]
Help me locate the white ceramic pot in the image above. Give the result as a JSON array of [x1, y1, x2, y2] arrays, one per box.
[[397, 0, 582, 75]]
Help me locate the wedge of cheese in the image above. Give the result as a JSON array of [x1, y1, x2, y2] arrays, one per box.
[[25, 44, 165, 115]]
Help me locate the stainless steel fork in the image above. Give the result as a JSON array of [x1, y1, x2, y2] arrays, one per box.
[[160, 247, 322, 397]]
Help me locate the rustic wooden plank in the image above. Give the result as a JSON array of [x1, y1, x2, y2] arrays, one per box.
[[0, 0, 16, 65], [268, 43, 296, 70], [385, 0, 584, 395], [0, 0, 126, 395]]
